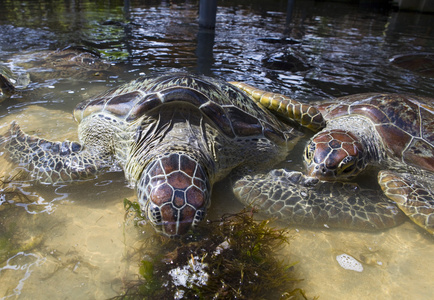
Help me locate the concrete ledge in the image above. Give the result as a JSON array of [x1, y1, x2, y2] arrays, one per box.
[[394, 0, 434, 12]]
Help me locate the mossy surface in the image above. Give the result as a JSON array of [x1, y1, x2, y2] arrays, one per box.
[[116, 199, 311, 300], [0, 176, 32, 211], [0, 176, 44, 263]]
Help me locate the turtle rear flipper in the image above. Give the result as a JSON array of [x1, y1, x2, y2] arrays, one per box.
[[378, 170, 434, 235], [1, 122, 113, 184], [229, 81, 326, 131], [233, 169, 406, 231]]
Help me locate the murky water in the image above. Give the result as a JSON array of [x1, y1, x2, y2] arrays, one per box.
[[1, 0, 434, 299]]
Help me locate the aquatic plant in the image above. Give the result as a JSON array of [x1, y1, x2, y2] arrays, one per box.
[[0, 175, 32, 211], [0, 176, 44, 263], [116, 199, 310, 300], [0, 208, 44, 264]]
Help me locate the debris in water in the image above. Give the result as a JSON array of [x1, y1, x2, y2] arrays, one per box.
[[336, 254, 364, 272]]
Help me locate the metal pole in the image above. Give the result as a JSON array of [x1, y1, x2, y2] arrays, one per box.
[[196, 28, 215, 75], [199, 0, 217, 29], [286, 0, 295, 25]]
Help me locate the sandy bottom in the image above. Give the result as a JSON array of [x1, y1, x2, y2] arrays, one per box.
[[1, 105, 433, 299]]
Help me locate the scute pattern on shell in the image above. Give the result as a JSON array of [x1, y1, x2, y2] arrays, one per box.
[[316, 93, 434, 172], [74, 74, 290, 143]]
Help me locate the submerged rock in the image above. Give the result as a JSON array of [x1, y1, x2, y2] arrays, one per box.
[[390, 53, 434, 78], [336, 253, 364, 272], [262, 49, 311, 72]]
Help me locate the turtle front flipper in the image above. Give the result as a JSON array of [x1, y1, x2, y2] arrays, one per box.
[[378, 170, 434, 235], [1, 122, 113, 183], [229, 82, 325, 131], [233, 169, 406, 231]]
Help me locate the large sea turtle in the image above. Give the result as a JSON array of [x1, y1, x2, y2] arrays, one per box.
[[0, 74, 405, 236], [231, 82, 434, 235]]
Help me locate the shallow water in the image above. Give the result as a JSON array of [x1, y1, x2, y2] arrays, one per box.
[[0, 0, 434, 299]]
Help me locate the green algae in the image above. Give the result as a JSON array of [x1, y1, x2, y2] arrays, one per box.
[[117, 200, 310, 300], [0, 177, 44, 263], [0, 176, 32, 211]]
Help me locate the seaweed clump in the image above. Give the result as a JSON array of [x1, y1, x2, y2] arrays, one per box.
[[0, 175, 32, 211], [0, 176, 44, 263], [117, 199, 309, 300]]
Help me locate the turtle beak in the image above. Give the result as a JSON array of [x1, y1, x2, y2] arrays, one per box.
[[137, 152, 211, 237], [147, 202, 207, 236]]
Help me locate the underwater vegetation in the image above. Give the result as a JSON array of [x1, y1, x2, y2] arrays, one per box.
[[0, 176, 31, 211], [116, 199, 311, 300], [0, 176, 44, 263]]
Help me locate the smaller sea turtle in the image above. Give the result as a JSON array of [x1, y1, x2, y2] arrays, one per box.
[[390, 53, 434, 78], [0, 74, 405, 236], [0, 66, 18, 100], [231, 82, 434, 235], [0, 46, 117, 102]]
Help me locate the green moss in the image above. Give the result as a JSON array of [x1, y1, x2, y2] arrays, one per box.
[[115, 203, 312, 300], [0, 176, 44, 263], [0, 175, 33, 209], [0, 220, 44, 263], [99, 49, 130, 61]]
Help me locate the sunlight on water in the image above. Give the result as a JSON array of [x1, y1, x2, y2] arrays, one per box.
[[0, 252, 45, 298], [1, 0, 434, 299]]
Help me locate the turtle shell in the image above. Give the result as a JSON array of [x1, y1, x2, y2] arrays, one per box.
[[74, 73, 294, 143], [315, 93, 434, 172]]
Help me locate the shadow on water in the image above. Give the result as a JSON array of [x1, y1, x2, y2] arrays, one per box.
[[0, 0, 434, 299]]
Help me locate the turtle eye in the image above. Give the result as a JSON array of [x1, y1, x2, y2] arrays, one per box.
[[304, 143, 315, 162], [341, 163, 355, 174], [338, 157, 356, 175]]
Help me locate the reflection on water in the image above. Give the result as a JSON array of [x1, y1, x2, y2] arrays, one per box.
[[1, 0, 434, 299]]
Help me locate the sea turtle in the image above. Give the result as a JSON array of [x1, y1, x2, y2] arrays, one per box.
[[390, 53, 434, 78], [231, 82, 434, 235], [0, 66, 18, 100], [0, 46, 117, 102], [0, 74, 405, 236]]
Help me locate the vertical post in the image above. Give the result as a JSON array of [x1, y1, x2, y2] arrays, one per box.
[[284, 0, 296, 36], [123, 0, 132, 58], [124, 0, 130, 20], [199, 0, 218, 29], [196, 28, 215, 75], [286, 0, 295, 25]]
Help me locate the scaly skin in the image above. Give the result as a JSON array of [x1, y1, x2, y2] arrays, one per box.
[[1, 74, 296, 236], [1, 75, 418, 236], [230, 81, 326, 131], [236, 85, 434, 235], [378, 170, 434, 234], [1, 111, 214, 236], [234, 169, 406, 231], [2, 122, 110, 183]]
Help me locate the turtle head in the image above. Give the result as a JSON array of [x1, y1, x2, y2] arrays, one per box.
[[304, 129, 367, 180], [137, 152, 211, 237]]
